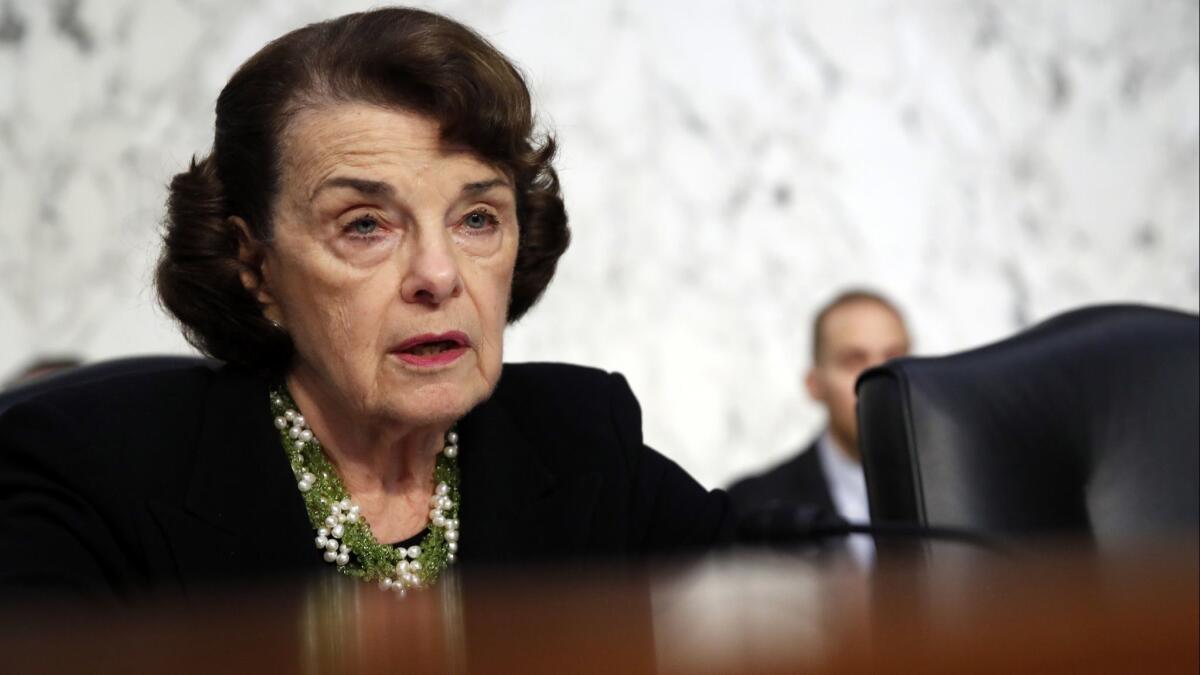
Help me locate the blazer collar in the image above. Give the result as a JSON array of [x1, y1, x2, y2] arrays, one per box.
[[177, 365, 590, 571]]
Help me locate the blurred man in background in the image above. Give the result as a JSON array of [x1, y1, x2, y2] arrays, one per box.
[[728, 290, 911, 560]]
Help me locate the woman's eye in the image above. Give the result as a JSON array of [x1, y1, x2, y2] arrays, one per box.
[[347, 215, 379, 236], [463, 210, 495, 230]]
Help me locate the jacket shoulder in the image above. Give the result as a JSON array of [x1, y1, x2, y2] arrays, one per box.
[[495, 361, 615, 396], [0, 363, 234, 489], [726, 439, 828, 511], [2, 362, 218, 421], [493, 362, 627, 421]]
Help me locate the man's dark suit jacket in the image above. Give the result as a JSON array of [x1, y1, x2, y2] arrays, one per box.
[[0, 362, 730, 602], [726, 439, 836, 517]]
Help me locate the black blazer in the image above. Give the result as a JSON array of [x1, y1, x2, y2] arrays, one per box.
[[0, 362, 730, 603], [726, 439, 836, 517]]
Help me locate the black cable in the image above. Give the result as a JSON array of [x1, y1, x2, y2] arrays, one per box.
[[736, 503, 1007, 553]]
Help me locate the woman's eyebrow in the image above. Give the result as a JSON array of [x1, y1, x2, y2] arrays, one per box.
[[461, 178, 510, 196], [311, 176, 394, 200], [311, 176, 510, 201]]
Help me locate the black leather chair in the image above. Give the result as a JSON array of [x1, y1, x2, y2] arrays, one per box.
[[0, 355, 213, 417], [856, 304, 1199, 548]]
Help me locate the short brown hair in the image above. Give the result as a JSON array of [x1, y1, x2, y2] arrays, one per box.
[[811, 289, 906, 363], [156, 8, 569, 374]]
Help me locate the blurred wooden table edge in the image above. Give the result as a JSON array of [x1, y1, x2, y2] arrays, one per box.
[[2, 539, 1196, 675]]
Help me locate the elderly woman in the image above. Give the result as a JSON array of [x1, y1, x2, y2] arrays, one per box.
[[0, 8, 728, 601]]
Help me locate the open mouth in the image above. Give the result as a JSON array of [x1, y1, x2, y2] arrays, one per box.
[[391, 331, 470, 367], [403, 340, 461, 356]]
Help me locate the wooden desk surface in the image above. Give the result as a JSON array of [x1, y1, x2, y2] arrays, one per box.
[[3, 542, 1196, 674]]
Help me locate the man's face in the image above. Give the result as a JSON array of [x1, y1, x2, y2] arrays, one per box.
[[806, 300, 910, 460]]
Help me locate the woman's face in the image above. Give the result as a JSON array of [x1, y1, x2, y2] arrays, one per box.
[[250, 103, 519, 428]]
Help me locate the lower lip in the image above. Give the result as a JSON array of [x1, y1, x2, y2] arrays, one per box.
[[392, 346, 468, 368]]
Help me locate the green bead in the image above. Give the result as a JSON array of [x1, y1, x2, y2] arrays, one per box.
[[270, 387, 459, 587]]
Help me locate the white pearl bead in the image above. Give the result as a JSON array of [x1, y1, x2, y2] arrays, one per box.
[[396, 588, 407, 598], [286, 407, 463, 586]]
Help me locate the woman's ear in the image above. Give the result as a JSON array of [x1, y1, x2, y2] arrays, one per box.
[[231, 216, 277, 313]]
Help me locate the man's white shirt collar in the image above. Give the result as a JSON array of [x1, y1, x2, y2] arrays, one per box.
[[816, 430, 874, 565]]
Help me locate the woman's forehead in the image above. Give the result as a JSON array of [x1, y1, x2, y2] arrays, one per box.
[[278, 103, 504, 197]]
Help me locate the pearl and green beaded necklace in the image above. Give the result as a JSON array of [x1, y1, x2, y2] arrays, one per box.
[[270, 388, 460, 595]]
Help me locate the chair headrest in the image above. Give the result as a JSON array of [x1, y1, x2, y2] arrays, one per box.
[[856, 304, 1199, 543]]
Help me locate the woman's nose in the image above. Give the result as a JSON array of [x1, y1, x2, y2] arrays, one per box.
[[400, 231, 462, 306]]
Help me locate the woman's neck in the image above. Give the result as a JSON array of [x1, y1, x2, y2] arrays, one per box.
[[284, 370, 447, 541]]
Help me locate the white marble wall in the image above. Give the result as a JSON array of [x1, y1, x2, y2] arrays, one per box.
[[1, 0, 1197, 488]]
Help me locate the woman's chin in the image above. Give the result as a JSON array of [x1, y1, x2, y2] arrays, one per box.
[[378, 381, 490, 427]]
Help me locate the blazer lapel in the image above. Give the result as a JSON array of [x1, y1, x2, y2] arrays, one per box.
[[794, 440, 838, 514], [458, 394, 602, 563], [162, 368, 316, 585]]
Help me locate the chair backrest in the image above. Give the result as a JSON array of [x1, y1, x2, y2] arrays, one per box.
[[856, 304, 1199, 547], [0, 355, 214, 417]]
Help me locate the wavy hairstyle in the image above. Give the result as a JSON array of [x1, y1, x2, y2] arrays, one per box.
[[156, 7, 569, 374]]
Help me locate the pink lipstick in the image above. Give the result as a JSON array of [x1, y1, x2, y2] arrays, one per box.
[[390, 331, 470, 367]]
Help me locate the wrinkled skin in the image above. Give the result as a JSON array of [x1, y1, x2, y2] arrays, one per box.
[[237, 103, 519, 540]]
